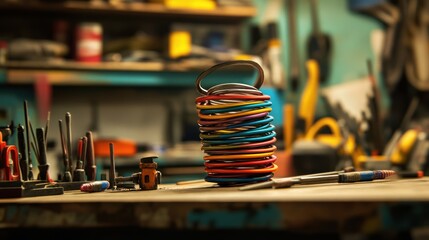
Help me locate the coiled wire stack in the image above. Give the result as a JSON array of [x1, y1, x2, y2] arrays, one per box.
[[195, 60, 278, 186]]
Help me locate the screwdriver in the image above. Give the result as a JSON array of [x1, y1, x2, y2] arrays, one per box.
[[36, 127, 50, 181], [58, 119, 72, 182], [85, 131, 96, 181], [17, 124, 28, 181]]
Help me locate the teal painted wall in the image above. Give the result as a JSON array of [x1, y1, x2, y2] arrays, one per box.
[[248, 0, 389, 118]]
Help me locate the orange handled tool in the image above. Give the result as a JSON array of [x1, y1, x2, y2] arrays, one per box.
[[0, 132, 20, 181]]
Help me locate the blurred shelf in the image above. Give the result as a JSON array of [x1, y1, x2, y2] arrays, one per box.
[[0, 1, 256, 21], [0, 60, 257, 87]]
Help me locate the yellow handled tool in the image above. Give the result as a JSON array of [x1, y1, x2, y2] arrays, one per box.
[[298, 59, 320, 137]]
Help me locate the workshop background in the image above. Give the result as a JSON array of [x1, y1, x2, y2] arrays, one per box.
[[0, 0, 427, 184]]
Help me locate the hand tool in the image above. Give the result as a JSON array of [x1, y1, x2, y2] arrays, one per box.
[[239, 166, 355, 191], [366, 59, 384, 155], [29, 121, 39, 161], [307, 0, 332, 83], [273, 169, 396, 189], [17, 124, 28, 181], [113, 156, 162, 191], [36, 127, 50, 181], [266, 21, 285, 89], [65, 112, 73, 176], [109, 142, 116, 189], [85, 131, 96, 181], [24, 100, 34, 180], [73, 136, 86, 181], [0, 132, 20, 181], [297, 59, 320, 138], [287, 0, 299, 93], [138, 156, 161, 190], [58, 119, 72, 182]]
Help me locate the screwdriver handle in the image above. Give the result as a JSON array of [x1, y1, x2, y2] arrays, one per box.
[[36, 127, 50, 181]]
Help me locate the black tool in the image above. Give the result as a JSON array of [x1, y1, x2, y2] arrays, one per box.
[[36, 127, 50, 181], [287, 0, 300, 93], [65, 112, 73, 177], [109, 142, 116, 189], [17, 124, 28, 181], [23, 100, 33, 180], [0, 121, 14, 142], [307, 0, 332, 83], [44, 111, 50, 142], [85, 131, 96, 181], [384, 96, 420, 159], [58, 120, 72, 182], [367, 59, 384, 154]]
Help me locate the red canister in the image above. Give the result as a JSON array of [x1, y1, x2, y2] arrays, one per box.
[[75, 22, 102, 62]]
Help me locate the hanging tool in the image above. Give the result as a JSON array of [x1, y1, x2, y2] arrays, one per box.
[[287, 0, 300, 93], [284, 0, 299, 152], [266, 21, 285, 89], [297, 59, 320, 138], [348, 0, 403, 94], [307, 0, 332, 83]]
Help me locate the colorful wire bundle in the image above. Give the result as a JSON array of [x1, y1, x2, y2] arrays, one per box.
[[195, 60, 278, 186]]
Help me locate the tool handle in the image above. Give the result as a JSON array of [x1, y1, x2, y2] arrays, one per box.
[[85, 131, 96, 181], [17, 124, 28, 180], [36, 127, 48, 166], [36, 127, 50, 181]]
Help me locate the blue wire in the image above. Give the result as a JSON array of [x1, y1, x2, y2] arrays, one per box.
[[200, 101, 272, 114], [200, 124, 275, 139], [202, 131, 276, 145]]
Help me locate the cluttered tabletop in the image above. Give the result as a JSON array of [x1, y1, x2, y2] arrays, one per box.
[[1, 176, 429, 203]]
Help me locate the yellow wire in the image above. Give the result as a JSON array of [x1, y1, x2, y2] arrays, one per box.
[[198, 108, 272, 120]]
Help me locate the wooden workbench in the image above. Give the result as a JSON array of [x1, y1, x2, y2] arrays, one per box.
[[1, 177, 429, 239]]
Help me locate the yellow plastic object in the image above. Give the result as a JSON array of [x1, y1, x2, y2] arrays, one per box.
[[169, 31, 191, 59], [305, 117, 341, 143], [390, 129, 419, 165], [298, 59, 320, 134], [164, 0, 216, 10]]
